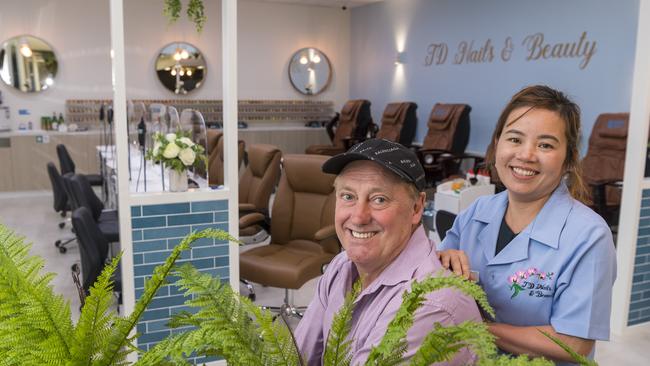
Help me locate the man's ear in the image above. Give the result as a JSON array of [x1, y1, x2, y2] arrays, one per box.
[[412, 192, 427, 224]]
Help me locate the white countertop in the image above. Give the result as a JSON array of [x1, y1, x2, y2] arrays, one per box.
[[0, 129, 102, 138]]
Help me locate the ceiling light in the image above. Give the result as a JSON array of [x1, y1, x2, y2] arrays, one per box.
[[312, 54, 321, 64], [300, 56, 308, 65]]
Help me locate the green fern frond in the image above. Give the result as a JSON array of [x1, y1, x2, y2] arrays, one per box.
[[173, 264, 267, 365], [0, 224, 74, 365], [409, 321, 496, 366], [323, 280, 361, 366], [483, 354, 555, 366], [365, 273, 494, 365], [138, 263, 267, 365], [538, 330, 598, 366], [69, 253, 122, 365], [95, 228, 237, 366], [241, 295, 301, 366]]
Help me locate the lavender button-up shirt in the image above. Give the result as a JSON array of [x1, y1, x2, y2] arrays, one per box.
[[295, 226, 481, 366]]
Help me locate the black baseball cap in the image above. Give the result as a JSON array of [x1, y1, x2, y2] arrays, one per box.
[[322, 138, 426, 191]]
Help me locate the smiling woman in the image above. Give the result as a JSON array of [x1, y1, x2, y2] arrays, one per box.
[[438, 85, 616, 365]]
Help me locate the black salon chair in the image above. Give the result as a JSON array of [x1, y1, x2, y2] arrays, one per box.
[[69, 174, 119, 244], [57, 144, 103, 187], [71, 207, 121, 302], [46, 162, 76, 252]]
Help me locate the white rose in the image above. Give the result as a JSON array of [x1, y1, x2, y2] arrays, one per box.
[[152, 141, 162, 156], [178, 147, 196, 166], [163, 142, 180, 159], [179, 137, 195, 147], [165, 133, 177, 142]]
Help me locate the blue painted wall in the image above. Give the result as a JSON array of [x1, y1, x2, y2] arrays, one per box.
[[350, 0, 639, 154], [131, 200, 229, 363]]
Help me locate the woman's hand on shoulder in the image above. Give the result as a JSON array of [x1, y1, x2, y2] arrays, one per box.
[[437, 249, 471, 279]]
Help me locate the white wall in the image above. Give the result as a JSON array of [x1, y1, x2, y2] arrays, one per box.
[[0, 0, 351, 130], [0, 0, 113, 128]]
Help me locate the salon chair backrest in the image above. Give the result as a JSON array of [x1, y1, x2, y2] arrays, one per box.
[[207, 130, 246, 186], [270, 154, 337, 254], [376, 102, 418, 147], [422, 103, 471, 154], [239, 144, 282, 212]]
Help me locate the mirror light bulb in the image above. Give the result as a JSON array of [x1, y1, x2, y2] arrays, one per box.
[[180, 49, 189, 59], [20, 44, 32, 58], [173, 51, 182, 61], [179, 69, 185, 76], [299, 56, 308, 65], [186, 69, 192, 76], [171, 69, 177, 76]]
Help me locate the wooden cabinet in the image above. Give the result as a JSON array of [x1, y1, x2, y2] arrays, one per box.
[[0, 138, 14, 191], [7, 132, 101, 191]]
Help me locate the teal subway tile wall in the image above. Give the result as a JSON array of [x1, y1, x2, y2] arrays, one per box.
[[131, 200, 229, 364], [629, 189, 650, 325]]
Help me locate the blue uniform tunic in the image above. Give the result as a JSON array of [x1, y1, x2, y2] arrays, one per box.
[[439, 182, 616, 365]]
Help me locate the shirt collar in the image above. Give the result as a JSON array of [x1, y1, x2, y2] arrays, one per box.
[[473, 181, 573, 249], [526, 181, 573, 249], [356, 225, 436, 298]]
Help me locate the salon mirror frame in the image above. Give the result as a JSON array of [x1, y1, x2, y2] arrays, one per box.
[[0, 34, 59, 93], [288, 47, 332, 96], [155, 41, 207, 95]]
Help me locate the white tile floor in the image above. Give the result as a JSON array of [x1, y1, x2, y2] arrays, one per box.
[[0, 191, 647, 365]]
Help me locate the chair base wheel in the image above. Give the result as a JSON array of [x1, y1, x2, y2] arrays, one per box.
[[55, 240, 61, 247], [58, 222, 65, 229], [248, 293, 256, 301], [59, 246, 67, 254]]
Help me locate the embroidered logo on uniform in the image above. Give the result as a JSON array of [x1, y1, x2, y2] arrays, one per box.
[[507, 268, 554, 299]]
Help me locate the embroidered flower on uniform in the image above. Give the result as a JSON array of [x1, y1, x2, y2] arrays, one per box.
[[508, 268, 552, 299]]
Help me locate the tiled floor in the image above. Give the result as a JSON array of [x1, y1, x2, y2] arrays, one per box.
[[0, 191, 647, 364]]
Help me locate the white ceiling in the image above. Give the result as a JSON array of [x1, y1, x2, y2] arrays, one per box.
[[244, 0, 383, 9]]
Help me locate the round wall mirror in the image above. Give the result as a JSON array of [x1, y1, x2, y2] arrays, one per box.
[[0, 35, 58, 93], [155, 42, 206, 94], [288, 47, 331, 95]]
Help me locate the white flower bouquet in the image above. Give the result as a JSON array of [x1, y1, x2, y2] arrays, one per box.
[[146, 130, 207, 173]]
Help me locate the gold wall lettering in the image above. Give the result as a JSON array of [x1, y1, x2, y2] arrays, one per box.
[[522, 31, 596, 70], [424, 31, 597, 70], [425, 43, 448, 65], [453, 39, 495, 64]]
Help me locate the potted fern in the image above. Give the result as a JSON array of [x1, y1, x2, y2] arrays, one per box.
[[0, 224, 596, 365]]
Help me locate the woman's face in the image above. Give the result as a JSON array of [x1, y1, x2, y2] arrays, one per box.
[[495, 107, 567, 204]]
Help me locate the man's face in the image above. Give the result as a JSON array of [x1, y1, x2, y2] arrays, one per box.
[[334, 160, 425, 275]]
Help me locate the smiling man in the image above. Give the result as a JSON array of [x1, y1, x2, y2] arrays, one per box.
[[294, 139, 481, 365]]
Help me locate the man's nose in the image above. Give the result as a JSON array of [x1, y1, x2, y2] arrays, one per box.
[[350, 201, 371, 224]]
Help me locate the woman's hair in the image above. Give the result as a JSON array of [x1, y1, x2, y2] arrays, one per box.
[[485, 85, 590, 204]]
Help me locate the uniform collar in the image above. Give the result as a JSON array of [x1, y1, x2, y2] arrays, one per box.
[[474, 181, 573, 265], [355, 225, 435, 300], [525, 181, 573, 249]]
